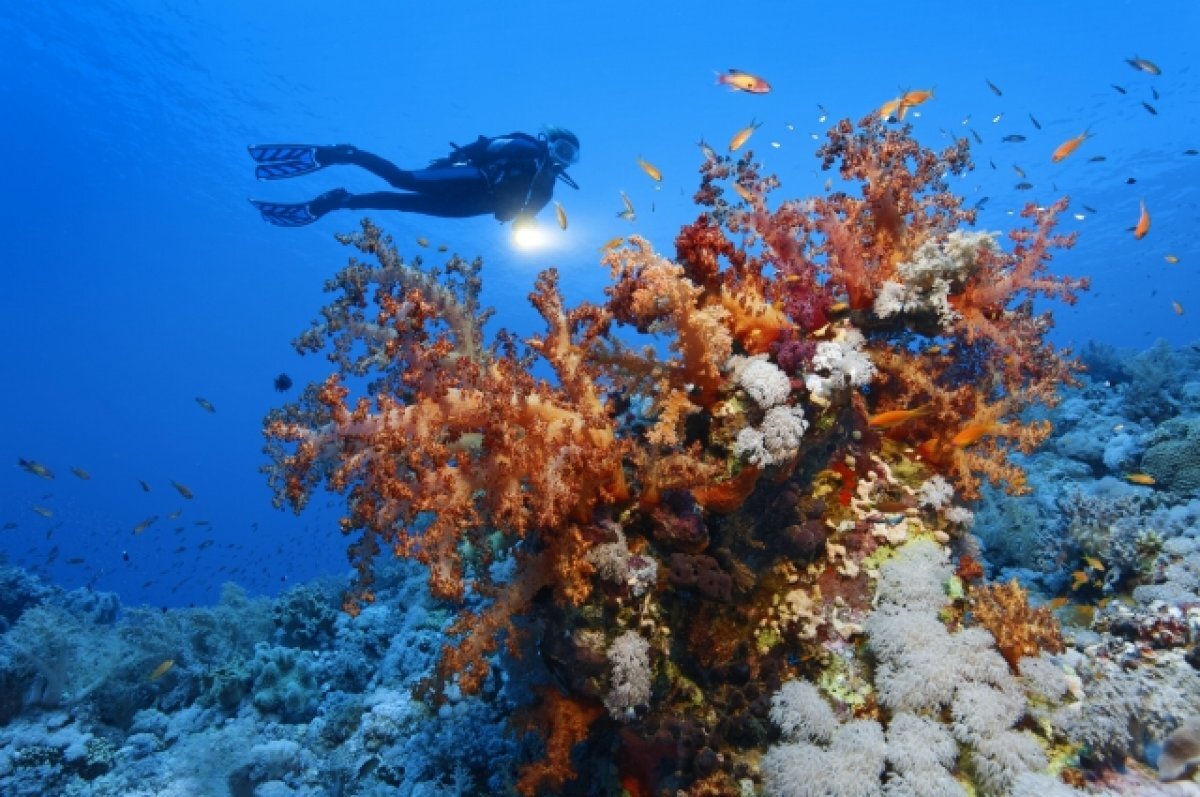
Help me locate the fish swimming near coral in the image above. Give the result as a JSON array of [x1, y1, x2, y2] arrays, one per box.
[[554, 201, 568, 231], [1125, 473, 1156, 486], [729, 119, 762, 152], [715, 69, 771, 94], [148, 659, 174, 681], [617, 191, 635, 221], [868, 404, 932, 429], [273, 373, 293, 392]]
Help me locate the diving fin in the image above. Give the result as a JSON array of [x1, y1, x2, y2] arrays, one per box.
[[249, 189, 349, 227], [248, 144, 322, 180]]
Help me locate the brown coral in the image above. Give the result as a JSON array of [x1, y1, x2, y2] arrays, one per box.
[[970, 579, 1064, 670]]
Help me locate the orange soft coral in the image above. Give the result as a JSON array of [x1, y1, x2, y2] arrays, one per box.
[[970, 579, 1065, 670]]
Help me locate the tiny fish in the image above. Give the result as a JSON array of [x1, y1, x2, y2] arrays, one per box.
[[415, 237, 428, 247], [148, 659, 175, 681], [1013, 164, 1027, 178], [1125, 473, 1156, 486], [1015, 182, 1034, 190], [1083, 556, 1106, 572], [1111, 84, 1127, 95], [32, 505, 54, 518], [970, 128, 983, 144], [168, 508, 183, 520], [1133, 198, 1150, 239], [273, 373, 293, 392], [1073, 213, 1086, 220], [1126, 177, 1137, 184], [973, 196, 990, 209], [138, 480, 151, 492], [1125, 55, 1161, 76], [1029, 113, 1041, 130], [1141, 101, 1158, 115], [992, 113, 1003, 123], [986, 79, 1002, 96], [194, 397, 215, 413], [437, 244, 448, 252], [132, 515, 159, 535], [636, 157, 662, 182], [1083, 205, 1098, 213], [696, 138, 716, 162], [989, 159, 997, 170], [901, 88, 934, 108], [1173, 301, 1184, 316], [1001, 134, 1026, 143], [1164, 254, 1179, 264], [1184, 149, 1198, 156], [67, 557, 85, 566], [1151, 86, 1160, 100], [170, 480, 194, 499], [3, 522, 16, 530], [716, 68, 771, 94], [554, 201, 567, 231], [729, 119, 762, 152], [879, 97, 905, 120], [732, 182, 756, 203], [18, 459, 54, 480], [1088, 155, 1107, 163], [616, 191, 635, 221], [600, 236, 624, 252]]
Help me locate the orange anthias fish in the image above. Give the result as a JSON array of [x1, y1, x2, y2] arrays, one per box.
[[900, 88, 935, 108], [868, 404, 932, 429], [636, 157, 662, 182], [554, 200, 567, 231], [879, 97, 907, 120], [1133, 199, 1151, 239], [1051, 131, 1090, 163], [715, 69, 771, 94], [951, 420, 1002, 447], [729, 119, 762, 152], [1125, 472, 1156, 486]]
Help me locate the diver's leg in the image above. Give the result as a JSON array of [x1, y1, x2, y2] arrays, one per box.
[[315, 147, 491, 196], [340, 191, 495, 218]]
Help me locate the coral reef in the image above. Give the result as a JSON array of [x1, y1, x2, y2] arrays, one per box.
[[256, 114, 1098, 793]]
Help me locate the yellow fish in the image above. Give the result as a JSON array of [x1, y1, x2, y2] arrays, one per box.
[[1083, 555, 1106, 571], [732, 182, 756, 203], [1172, 300, 1184, 316], [1125, 473, 1156, 486], [600, 236, 624, 252], [1164, 254, 1179, 264], [636, 157, 662, 182], [18, 459, 54, 480], [416, 237, 429, 248], [554, 201, 568, 231], [729, 119, 762, 152], [148, 659, 174, 681]]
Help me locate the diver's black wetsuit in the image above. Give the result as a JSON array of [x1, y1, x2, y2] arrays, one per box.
[[248, 132, 575, 227]]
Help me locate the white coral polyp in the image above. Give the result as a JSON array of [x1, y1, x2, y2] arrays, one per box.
[[735, 406, 808, 467], [737, 356, 792, 409]]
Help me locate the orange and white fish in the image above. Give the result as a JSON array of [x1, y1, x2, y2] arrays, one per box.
[[1173, 300, 1184, 316], [1051, 131, 1090, 163], [729, 119, 762, 152], [636, 157, 662, 182], [600, 236, 624, 252], [1164, 254, 1179, 264], [554, 201, 567, 231], [715, 69, 772, 94], [1125, 473, 1156, 486], [1133, 199, 1151, 239]]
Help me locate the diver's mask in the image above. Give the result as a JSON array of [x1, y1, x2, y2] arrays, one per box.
[[545, 129, 580, 168]]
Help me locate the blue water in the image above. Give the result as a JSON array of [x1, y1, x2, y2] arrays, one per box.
[[1, 0, 1197, 609]]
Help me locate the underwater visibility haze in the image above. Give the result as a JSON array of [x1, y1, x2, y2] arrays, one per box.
[[2, 1, 1200, 794]]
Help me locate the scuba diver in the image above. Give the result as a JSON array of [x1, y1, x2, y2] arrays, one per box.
[[247, 127, 579, 227]]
